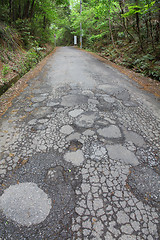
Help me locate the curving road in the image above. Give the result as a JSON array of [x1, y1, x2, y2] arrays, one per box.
[[0, 47, 159, 239]]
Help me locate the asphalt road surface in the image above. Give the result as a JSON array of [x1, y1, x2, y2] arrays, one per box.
[[0, 47, 159, 240]]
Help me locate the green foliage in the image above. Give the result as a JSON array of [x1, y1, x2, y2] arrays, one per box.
[[14, 19, 33, 47], [0, 0, 71, 46], [0, 22, 20, 49], [19, 48, 42, 76], [2, 64, 11, 76], [150, 66, 160, 80], [2, 78, 8, 83], [0, 55, 5, 63], [122, 1, 156, 17], [69, 0, 159, 81], [133, 54, 160, 80], [122, 57, 134, 69], [117, 32, 125, 39]]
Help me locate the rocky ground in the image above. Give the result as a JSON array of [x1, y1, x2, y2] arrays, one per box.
[[0, 47, 159, 239]]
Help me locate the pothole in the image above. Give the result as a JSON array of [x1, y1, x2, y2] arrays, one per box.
[[46, 166, 64, 182], [30, 123, 48, 131], [68, 140, 83, 151]]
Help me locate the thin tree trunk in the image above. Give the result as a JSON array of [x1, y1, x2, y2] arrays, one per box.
[[156, 8, 160, 42], [30, 0, 36, 20], [43, 14, 46, 29], [12, 0, 15, 22], [146, 1, 155, 50], [109, 15, 115, 48], [9, 0, 13, 23], [135, 0, 143, 50], [23, 0, 30, 19], [18, 0, 21, 19], [119, 0, 126, 38], [112, 18, 135, 41], [145, 18, 149, 41], [108, 0, 115, 48], [119, 0, 134, 41]]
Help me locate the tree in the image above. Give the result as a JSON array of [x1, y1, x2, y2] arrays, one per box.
[[0, 0, 71, 45]]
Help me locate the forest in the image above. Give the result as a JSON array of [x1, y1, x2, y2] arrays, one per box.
[[0, 0, 160, 87], [70, 0, 160, 80]]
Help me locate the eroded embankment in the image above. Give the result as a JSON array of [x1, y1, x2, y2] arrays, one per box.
[[0, 44, 54, 96]]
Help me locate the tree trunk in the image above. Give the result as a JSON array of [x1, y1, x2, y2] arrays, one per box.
[[109, 15, 115, 48], [43, 14, 46, 29], [145, 18, 149, 46], [145, 0, 155, 50], [156, 7, 160, 42], [23, 0, 30, 19], [17, 0, 21, 19], [108, 0, 115, 48], [119, 0, 134, 41], [135, 0, 143, 50], [119, 0, 126, 38], [30, 0, 36, 20], [9, 0, 13, 22]]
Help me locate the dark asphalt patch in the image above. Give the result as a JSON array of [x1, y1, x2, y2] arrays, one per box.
[[127, 164, 160, 208], [0, 151, 82, 239]]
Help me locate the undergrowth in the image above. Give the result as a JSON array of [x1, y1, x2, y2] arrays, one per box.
[[19, 46, 45, 77], [2, 64, 11, 76], [86, 40, 160, 81], [0, 23, 54, 90]]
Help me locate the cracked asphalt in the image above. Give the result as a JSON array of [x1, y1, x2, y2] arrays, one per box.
[[0, 47, 160, 240]]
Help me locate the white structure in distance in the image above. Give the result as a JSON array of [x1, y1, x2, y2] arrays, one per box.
[[74, 35, 77, 45]]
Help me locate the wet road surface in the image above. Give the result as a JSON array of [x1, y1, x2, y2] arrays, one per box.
[[0, 47, 160, 239]]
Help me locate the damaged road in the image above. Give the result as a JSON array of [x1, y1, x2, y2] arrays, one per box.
[[0, 47, 159, 239]]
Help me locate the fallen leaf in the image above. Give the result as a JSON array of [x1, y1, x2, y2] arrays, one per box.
[[69, 145, 79, 151], [21, 159, 28, 165], [11, 109, 18, 113], [9, 153, 14, 157], [20, 115, 26, 120]]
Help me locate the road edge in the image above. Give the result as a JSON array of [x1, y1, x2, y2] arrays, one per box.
[[78, 47, 160, 99], [0, 48, 58, 118]]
